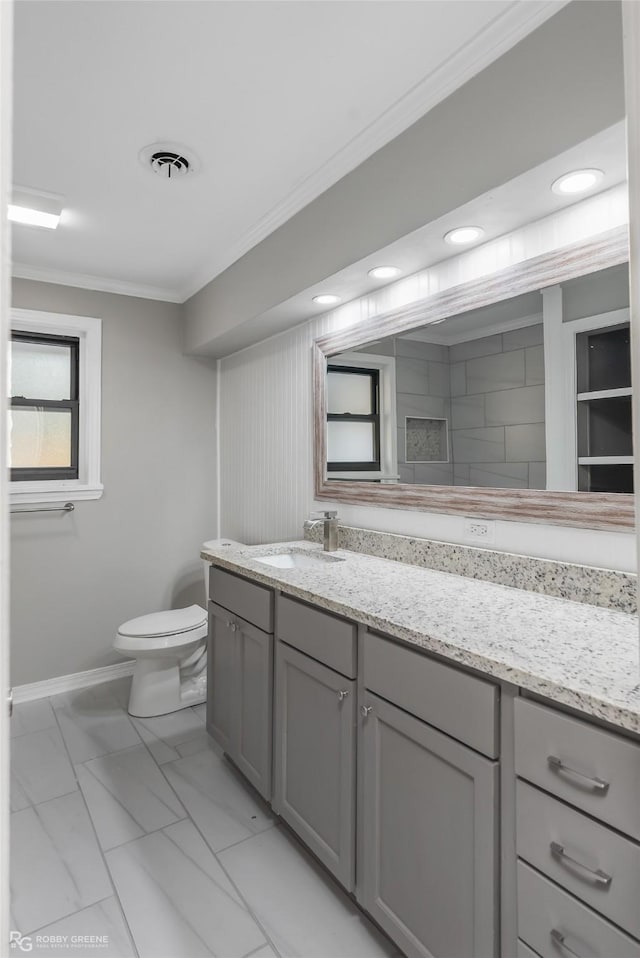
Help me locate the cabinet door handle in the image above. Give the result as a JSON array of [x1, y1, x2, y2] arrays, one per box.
[[550, 929, 585, 958], [226, 621, 238, 632], [337, 690, 349, 702], [360, 705, 372, 717], [550, 841, 612, 887], [547, 755, 609, 794]]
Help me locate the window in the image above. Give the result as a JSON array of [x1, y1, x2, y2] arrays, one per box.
[[9, 309, 103, 504], [10, 331, 80, 481], [324, 352, 397, 481], [327, 364, 380, 472]]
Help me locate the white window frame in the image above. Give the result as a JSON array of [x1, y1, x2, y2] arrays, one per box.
[[327, 351, 398, 481], [9, 308, 103, 504]]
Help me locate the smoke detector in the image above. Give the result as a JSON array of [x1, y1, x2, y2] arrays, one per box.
[[139, 142, 199, 179]]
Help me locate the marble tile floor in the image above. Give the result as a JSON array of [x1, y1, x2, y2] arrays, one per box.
[[10, 677, 399, 958]]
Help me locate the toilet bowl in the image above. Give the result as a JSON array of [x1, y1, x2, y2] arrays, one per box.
[[115, 605, 208, 717], [115, 538, 243, 717]]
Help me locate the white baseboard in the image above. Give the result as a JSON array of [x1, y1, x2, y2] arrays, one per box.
[[12, 660, 135, 704]]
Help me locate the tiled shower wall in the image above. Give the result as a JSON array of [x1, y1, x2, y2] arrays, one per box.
[[363, 325, 546, 489], [449, 323, 546, 489], [394, 340, 454, 486]]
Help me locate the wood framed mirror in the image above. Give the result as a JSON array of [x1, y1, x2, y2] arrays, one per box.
[[313, 226, 634, 531]]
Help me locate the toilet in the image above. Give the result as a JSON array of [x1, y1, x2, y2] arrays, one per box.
[[114, 539, 242, 717]]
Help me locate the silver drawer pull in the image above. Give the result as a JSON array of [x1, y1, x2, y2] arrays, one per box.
[[550, 929, 585, 958], [337, 690, 349, 702], [550, 841, 612, 888], [547, 756, 610, 794], [360, 705, 372, 717], [226, 621, 238, 632]]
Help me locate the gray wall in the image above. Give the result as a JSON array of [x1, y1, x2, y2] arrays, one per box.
[[395, 339, 454, 486], [10, 280, 217, 686], [449, 325, 546, 489], [184, 1, 624, 357], [367, 329, 546, 489], [563, 262, 630, 322]]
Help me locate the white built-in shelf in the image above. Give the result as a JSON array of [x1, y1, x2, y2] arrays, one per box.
[[578, 456, 634, 466], [577, 387, 633, 402]]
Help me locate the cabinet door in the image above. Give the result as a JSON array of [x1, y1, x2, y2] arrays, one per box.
[[234, 622, 273, 801], [360, 692, 498, 958], [207, 605, 236, 753], [274, 641, 356, 890]]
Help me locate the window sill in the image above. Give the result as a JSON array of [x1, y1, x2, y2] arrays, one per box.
[[9, 482, 104, 505]]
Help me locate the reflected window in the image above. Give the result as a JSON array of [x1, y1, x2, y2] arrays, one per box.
[[9, 331, 79, 480], [327, 365, 380, 471]]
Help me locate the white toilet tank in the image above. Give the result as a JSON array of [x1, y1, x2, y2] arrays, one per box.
[[201, 539, 244, 601]]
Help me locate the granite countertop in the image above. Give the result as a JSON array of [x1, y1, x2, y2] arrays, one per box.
[[201, 540, 640, 735]]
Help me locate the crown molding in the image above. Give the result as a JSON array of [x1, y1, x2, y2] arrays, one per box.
[[180, 0, 567, 302], [12, 262, 182, 303]]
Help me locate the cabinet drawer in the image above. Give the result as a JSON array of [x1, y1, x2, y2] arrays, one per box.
[[516, 780, 640, 937], [514, 698, 640, 839], [364, 631, 498, 757], [277, 595, 356, 678], [210, 566, 274, 634], [517, 861, 640, 958]]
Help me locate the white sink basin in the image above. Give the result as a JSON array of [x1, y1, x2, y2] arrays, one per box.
[[253, 551, 344, 570]]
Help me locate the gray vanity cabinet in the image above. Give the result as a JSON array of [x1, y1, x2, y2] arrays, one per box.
[[360, 692, 498, 958], [207, 604, 236, 753], [207, 598, 273, 801], [514, 697, 640, 955], [273, 640, 356, 890]]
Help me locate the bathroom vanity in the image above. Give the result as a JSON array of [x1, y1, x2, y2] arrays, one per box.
[[201, 540, 640, 958]]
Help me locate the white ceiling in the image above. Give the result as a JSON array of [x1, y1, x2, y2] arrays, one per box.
[[11, 0, 564, 302]]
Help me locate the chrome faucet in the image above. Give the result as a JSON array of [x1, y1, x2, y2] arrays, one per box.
[[306, 511, 339, 552]]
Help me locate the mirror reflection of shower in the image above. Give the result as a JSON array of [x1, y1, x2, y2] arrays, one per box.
[[326, 262, 631, 494]]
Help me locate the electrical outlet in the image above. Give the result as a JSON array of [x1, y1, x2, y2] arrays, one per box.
[[463, 518, 495, 544]]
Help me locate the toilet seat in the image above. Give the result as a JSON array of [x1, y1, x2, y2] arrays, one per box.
[[119, 604, 207, 638], [115, 604, 208, 655]]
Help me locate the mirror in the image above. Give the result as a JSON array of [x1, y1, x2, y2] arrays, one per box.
[[313, 228, 634, 530]]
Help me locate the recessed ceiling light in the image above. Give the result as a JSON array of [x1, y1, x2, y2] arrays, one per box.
[[313, 294, 341, 305], [8, 187, 63, 230], [368, 266, 401, 280], [444, 226, 484, 246], [551, 168, 604, 196]]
